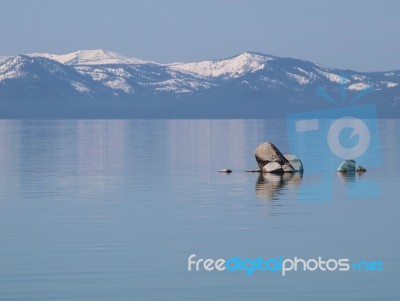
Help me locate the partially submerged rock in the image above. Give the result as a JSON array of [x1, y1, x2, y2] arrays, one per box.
[[254, 141, 303, 174], [245, 169, 261, 172], [255, 141, 289, 170], [263, 162, 284, 174], [337, 160, 366, 173], [337, 160, 356, 173], [355, 165, 367, 172], [218, 169, 232, 173], [282, 163, 295, 173], [284, 154, 304, 174]]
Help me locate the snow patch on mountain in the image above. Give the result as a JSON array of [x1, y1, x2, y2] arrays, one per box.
[[144, 78, 215, 93], [0, 56, 27, 81], [75, 66, 109, 81], [153, 81, 192, 93], [0, 70, 22, 81], [29, 49, 150, 66], [71, 82, 91, 94], [169, 52, 272, 78], [347, 83, 370, 91], [103, 78, 133, 94], [319, 71, 349, 84], [260, 76, 285, 87], [105, 67, 132, 77], [286, 72, 310, 85], [294, 67, 317, 79], [352, 75, 366, 81], [381, 81, 399, 88]]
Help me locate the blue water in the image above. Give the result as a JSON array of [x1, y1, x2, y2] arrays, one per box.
[[0, 119, 399, 300]]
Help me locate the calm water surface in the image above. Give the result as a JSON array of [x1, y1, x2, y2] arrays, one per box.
[[0, 119, 399, 300]]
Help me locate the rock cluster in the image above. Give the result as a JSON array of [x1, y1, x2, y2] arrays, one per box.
[[218, 142, 369, 175], [337, 160, 366, 173], [255, 141, 303, 174]]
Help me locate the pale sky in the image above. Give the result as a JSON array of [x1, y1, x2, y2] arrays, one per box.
[[0, 0, 399, 71]]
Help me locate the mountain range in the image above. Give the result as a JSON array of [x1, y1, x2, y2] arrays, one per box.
[[0, 49, 399, 118]]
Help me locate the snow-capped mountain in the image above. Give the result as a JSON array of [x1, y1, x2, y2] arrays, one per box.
[[0, 56, 8, 64], [0, 49, 399, 118], [169, 52, 274, 78], [28, 49, 151, 65]]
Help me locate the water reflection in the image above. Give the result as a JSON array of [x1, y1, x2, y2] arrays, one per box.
[[0, 119, 398, 301], [255, 172, 302, 200], [337, 171, 366, 183], [336, 171, 380, 198]]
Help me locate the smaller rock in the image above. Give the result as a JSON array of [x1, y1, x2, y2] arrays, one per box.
[[282, 164, 295, 173], [356, 165, 367, 172], [337, 160, 356, 173], [245, 169, 261, 172], [263, 162, 284, 174], [284, 154, 299, 161], [218, 169, 232, 173], [284, 154, 304, 173]]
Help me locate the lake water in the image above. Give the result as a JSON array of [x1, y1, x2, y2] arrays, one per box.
[[0, 119, 399, 300]]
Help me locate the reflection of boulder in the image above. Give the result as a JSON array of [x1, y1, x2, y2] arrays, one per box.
[[255, 172, 302, 200], [337, 168, 366, 183], [256, 173, 284, 200], [337, 171, 356, 182], [282, 173, 303, 189]]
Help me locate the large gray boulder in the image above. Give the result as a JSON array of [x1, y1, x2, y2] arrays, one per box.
[[255, 141, 289, 170]]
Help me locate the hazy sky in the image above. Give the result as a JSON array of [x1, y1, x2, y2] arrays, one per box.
[[0, 0, 399, 71]]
